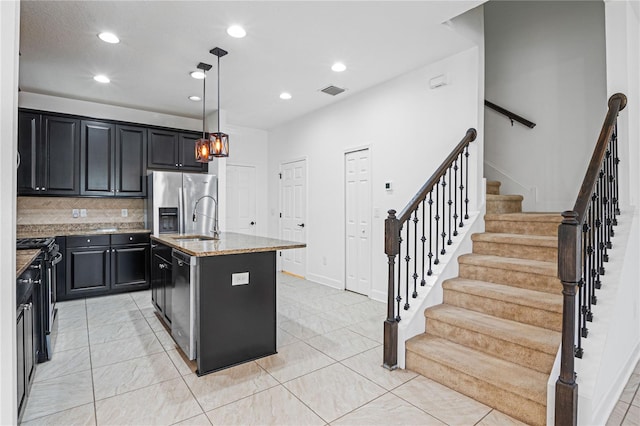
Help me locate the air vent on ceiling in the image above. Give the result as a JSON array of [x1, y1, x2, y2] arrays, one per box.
[[320, 85, 346, 96]]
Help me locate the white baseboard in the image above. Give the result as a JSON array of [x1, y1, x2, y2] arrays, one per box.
[[305, 273, 343, 290], [370, 289, 387, 304]]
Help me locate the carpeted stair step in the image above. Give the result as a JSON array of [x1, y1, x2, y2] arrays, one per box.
[[486, 194, 523, 214], [485, 213, 562, 237], [406, 334, 547, 426], [425, 305, 560, 374], [442, 278, 562, 331], [458, 253, 561, 294], [486, 180, 501, 195], [471, 232, 558, 262]]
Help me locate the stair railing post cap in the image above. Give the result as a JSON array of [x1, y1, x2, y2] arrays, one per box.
[[467, 128, 477, 141], [609, 93, 627, 111]]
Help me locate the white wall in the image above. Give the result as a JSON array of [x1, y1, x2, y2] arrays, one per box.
[[484, 1, 607, 212], [267, 47, 482, 300], [0, 1, 20, 423]]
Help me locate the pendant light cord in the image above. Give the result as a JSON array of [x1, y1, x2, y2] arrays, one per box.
[[202, 69, 206, 138], [217, 54, 221, 133]]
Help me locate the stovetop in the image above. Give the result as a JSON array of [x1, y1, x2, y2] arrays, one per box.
[[17, 237, 56, 251]]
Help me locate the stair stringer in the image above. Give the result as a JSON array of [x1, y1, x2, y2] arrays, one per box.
[[396, 207, 485, 369]]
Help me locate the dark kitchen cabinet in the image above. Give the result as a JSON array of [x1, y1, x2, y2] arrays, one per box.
[[148, 129, 207, 173], [17, 112, 80, 195], [16, 294, 35, 420], [61, 233, 150, 300], [80, 122, 147, 197], [151, 242, 172, 325]]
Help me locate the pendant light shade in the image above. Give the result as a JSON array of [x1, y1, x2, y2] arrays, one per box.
[[195, 62, 212, 163], [209, 47, 229, 158], [194, 48, 230, 162]]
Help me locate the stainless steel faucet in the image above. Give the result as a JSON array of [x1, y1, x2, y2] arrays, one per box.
[[192, 195, 220, 239]]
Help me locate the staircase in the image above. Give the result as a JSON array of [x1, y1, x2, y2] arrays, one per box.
[[405, 181, 563, 425]]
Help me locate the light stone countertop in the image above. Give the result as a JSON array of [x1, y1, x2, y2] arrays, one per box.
[[17, 224, 150, 239], [16, 249, 41, 276], [151, 232, 306, 257]]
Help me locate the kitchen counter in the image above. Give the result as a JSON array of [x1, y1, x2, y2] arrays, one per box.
[[151, 232, 305, 257], [17, 223, 150, 238], [16, 249, 41, 276]]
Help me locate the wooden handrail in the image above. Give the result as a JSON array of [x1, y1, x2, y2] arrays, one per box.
[[555, 92, 627, 426], [397, 128, 477, 223], [572, 93, 627, 223], [485, 100, 536, 129]]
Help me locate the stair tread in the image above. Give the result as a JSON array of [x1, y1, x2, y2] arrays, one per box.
[[406, 334, 548, 405], [425, 304, 561, 354], [486, 194, 524, 201], [443, 278, 562, 313], [485, 213, 562, 222], [471, 232, 557, 247], [459, 253, 557, 276]]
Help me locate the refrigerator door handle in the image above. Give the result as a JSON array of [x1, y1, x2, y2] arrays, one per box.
[[179, 186, 185, 234]]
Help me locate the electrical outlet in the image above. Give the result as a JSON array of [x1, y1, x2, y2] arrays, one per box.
[[80, 209, 87, 217], [72, 209, 79, 218], [121, 209, 128, 217]]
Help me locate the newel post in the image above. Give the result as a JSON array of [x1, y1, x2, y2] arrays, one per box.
[[555, 211, 580, 426], [383, 209, 400, 370]]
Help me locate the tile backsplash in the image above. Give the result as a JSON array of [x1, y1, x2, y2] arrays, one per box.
[[17, 197, 145, 225]]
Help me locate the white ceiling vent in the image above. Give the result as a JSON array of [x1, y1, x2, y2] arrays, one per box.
[[320, 85, 346, 96]]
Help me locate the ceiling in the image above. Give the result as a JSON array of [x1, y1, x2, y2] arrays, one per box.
[[19, 1, 482, 130]]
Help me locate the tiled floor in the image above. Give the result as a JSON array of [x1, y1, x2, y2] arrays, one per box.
[[607, 361, 640, 426], [22, 273, 525, 425]]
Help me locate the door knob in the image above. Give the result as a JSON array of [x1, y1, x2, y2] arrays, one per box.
[[297, 223, 305, 228], [250, 221, 256, 225]]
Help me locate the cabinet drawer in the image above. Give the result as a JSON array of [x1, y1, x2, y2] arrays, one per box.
[[67, 235, 110, 248], [111, 233, 150, 246]]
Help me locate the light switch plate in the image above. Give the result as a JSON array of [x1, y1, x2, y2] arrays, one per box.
[[72, 209, 79, 218], [232, 272, 250, 286]]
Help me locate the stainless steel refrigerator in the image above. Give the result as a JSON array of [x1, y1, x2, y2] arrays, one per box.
[[145, 171, 219, 236]]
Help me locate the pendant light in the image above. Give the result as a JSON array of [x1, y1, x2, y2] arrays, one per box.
[[195, 62, 212, 163], [209, 47, 229, 157]]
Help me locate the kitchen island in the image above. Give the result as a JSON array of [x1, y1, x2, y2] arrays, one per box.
[[150, 232, 305, 376]]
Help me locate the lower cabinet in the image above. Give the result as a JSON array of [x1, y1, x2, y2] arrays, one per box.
[[17, 294, 35, 420], [151, 242, 172, 325], [61, 233, 150, 300]]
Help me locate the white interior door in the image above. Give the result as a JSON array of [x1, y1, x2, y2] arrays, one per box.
[[226, 165, 257, 235], [345, 149, 371, 295], [280, 159, 307, 277]]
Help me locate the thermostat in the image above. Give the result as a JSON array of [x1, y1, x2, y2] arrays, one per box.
[[385, 181, 393, 191]]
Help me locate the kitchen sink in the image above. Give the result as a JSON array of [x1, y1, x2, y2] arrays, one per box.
[[174, 235, 218, 242]]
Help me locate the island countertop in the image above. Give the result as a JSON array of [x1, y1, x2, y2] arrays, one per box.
[[16, 249, 41, 276], [151, 232, 306, 257]]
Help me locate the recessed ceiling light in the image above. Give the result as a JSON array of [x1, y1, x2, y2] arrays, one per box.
[[98, 32, 120, 44], [93, 74, 110, 83], [331, 62, 347, 72], [227, 25, 247, 38], [188, 95, 201, 101], [279, 92, 292, 100], [190, 71, 206, 79]]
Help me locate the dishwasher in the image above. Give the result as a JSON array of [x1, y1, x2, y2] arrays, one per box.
[[171, 249, 197, 360]]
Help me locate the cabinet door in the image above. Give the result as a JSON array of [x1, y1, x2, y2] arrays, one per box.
[[66, 246, 110, 297], [148, 129, 178, 170], [116, 125, 147, 197], [163, 262, 172, 323], [24, 301, 35, 384], [178, 133, 207, 173], [111, 245, 149, 290], [42, 115, 80, 195], [17, 310, 25, 414], [80, 120, 116, 196], [151, 252, 164, 312], [17, 112, 41, 194]]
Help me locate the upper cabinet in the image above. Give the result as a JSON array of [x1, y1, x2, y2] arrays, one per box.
[[18, 113, 80, 196], [80, 121, 147, 197], [18, 109, 206, 197], [148, 129, 207, 173]]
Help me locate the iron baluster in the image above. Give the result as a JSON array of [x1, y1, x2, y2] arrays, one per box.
[[613, 123, 620, 218], [459, 152, 465, 228], [434, 181, 440, 265], [412, 210, 419, 298], [396, 227, 402, 321], [447, 165, 453, 245], [453, 158, 459, 236], [404, 224, 410, 310], [441, 172, 447, 255], [428, 191, 434, 275], [464, 145, 470, 219], [421, 200, 426, 286]]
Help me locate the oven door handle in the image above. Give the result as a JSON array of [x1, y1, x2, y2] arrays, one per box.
[[51, 252, 63, 266]]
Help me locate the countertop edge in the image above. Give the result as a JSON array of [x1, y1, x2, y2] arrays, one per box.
[[151, 233, 306, 257], [16, 249, 42, 277]]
